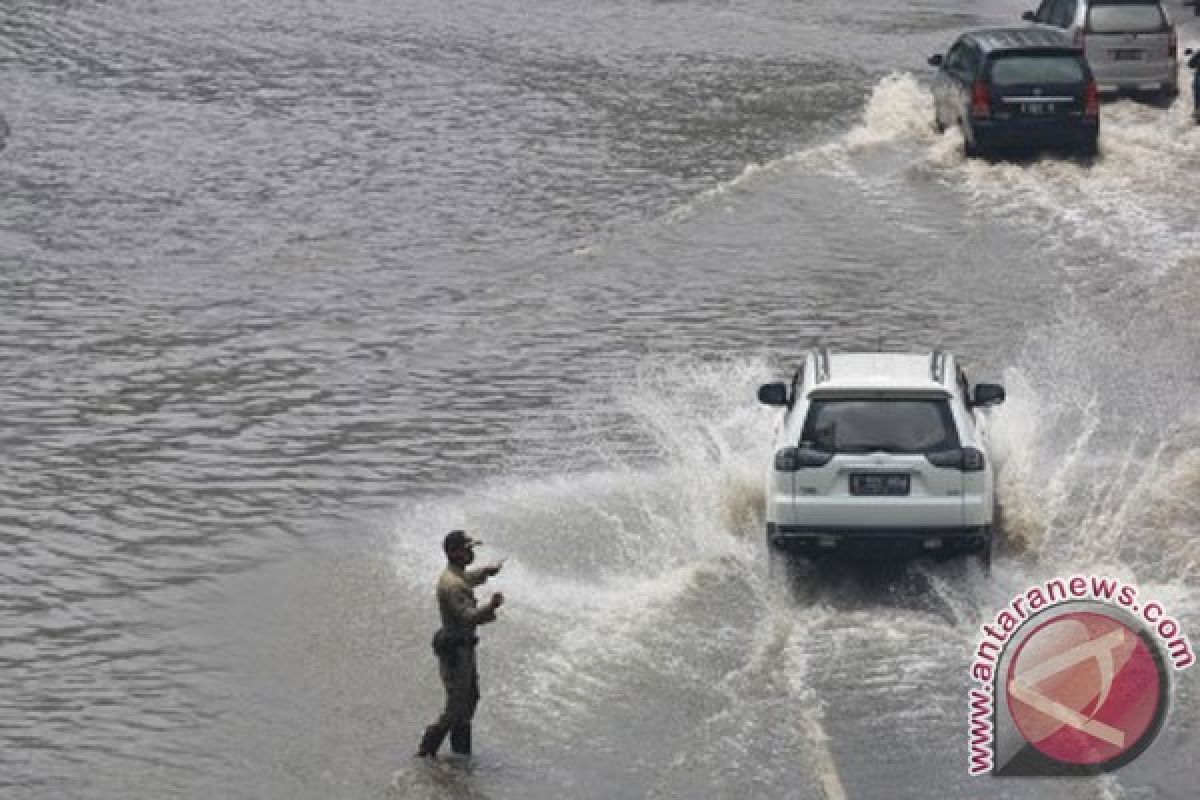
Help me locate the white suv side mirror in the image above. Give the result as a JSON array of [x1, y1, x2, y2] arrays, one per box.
[[757, 383, 789, 407], [970, 383, 1006, 408]]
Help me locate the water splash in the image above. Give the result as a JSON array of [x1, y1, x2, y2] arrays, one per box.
[[844, 71, 937, 149], [986, 298, 1200, 583], [666, 71, 937, 221], [392, 355, 774, 588], [672, 68, 1199, 281]]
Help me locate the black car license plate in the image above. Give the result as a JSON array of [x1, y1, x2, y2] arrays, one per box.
[[1020, 102, 1056, 115], [1111, 49, 1144, 61], [850, 473, 910, 496]]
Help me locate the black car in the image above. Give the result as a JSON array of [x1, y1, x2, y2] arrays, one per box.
[[929, 28, 1100, 157]]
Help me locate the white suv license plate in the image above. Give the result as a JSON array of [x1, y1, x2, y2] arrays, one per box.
[[850, 473, 911, 496], [1111, 49, 1144, 61], [1020, 102, 1056, 114]]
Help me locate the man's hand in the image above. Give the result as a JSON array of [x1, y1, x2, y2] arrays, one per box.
[[482, 560, 505, 578], [488, 592, 505, 610]]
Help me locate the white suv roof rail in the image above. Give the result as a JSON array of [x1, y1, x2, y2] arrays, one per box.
[[930, 349, 947, 385], [805, 349, 953, 394], [814, 347, 831, 383]]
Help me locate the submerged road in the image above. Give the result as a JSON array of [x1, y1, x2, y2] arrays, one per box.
[[1, 0, 1198, 797]]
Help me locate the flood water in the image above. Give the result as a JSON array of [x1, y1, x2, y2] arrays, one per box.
[[1, 0, 1199, 798]]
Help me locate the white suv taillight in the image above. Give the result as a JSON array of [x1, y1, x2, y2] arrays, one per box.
[[774, 447, 833, 471], [961, 447, 986, 471], [1169, 28, 1177, 60], [925, 447, 986, 471]]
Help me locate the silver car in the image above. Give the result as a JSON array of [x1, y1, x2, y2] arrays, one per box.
[[1021, 0, 1178, 97]]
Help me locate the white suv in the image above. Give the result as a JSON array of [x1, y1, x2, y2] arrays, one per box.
[[757, 349, 1005, 570]]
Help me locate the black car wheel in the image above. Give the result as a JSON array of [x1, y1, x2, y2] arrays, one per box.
[[962, 124, 982, 157], [973, 527, 993, 575], [767, 547, 819, 599], [767, 547, 785, 583]]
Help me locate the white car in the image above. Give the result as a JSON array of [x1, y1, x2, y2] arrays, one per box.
[[757, 349, 1005, 572]]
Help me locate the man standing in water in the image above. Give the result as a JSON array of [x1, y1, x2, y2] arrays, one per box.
[[416, 530, 504, 759]]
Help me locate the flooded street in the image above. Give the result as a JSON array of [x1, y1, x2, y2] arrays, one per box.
[[1, 0, 1198, 797]]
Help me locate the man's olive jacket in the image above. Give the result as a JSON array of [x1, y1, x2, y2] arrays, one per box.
[[437, 565, 495, 636]]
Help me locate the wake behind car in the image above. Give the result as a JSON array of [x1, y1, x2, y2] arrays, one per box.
[[758, 350, 1005, 573], [929, 28, 1100, 157]]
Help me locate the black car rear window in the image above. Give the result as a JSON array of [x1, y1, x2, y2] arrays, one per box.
[[1087, 4, 1167, 33], [989, 54, 1087, 85], [800, 398, 960, 454]]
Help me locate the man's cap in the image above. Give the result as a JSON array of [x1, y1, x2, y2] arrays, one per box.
[[443, 530, 482, 553]]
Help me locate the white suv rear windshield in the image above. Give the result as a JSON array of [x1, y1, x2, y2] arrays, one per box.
[[1087, 3, 1166, 33], [990, 55, 1086, 85], [801, 398, 960, 454]]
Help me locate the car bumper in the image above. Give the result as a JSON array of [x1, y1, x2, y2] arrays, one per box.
[[1091, 61, 1177, 92], [974, 118, 1098, 151], [767, 522, 991, 559]]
